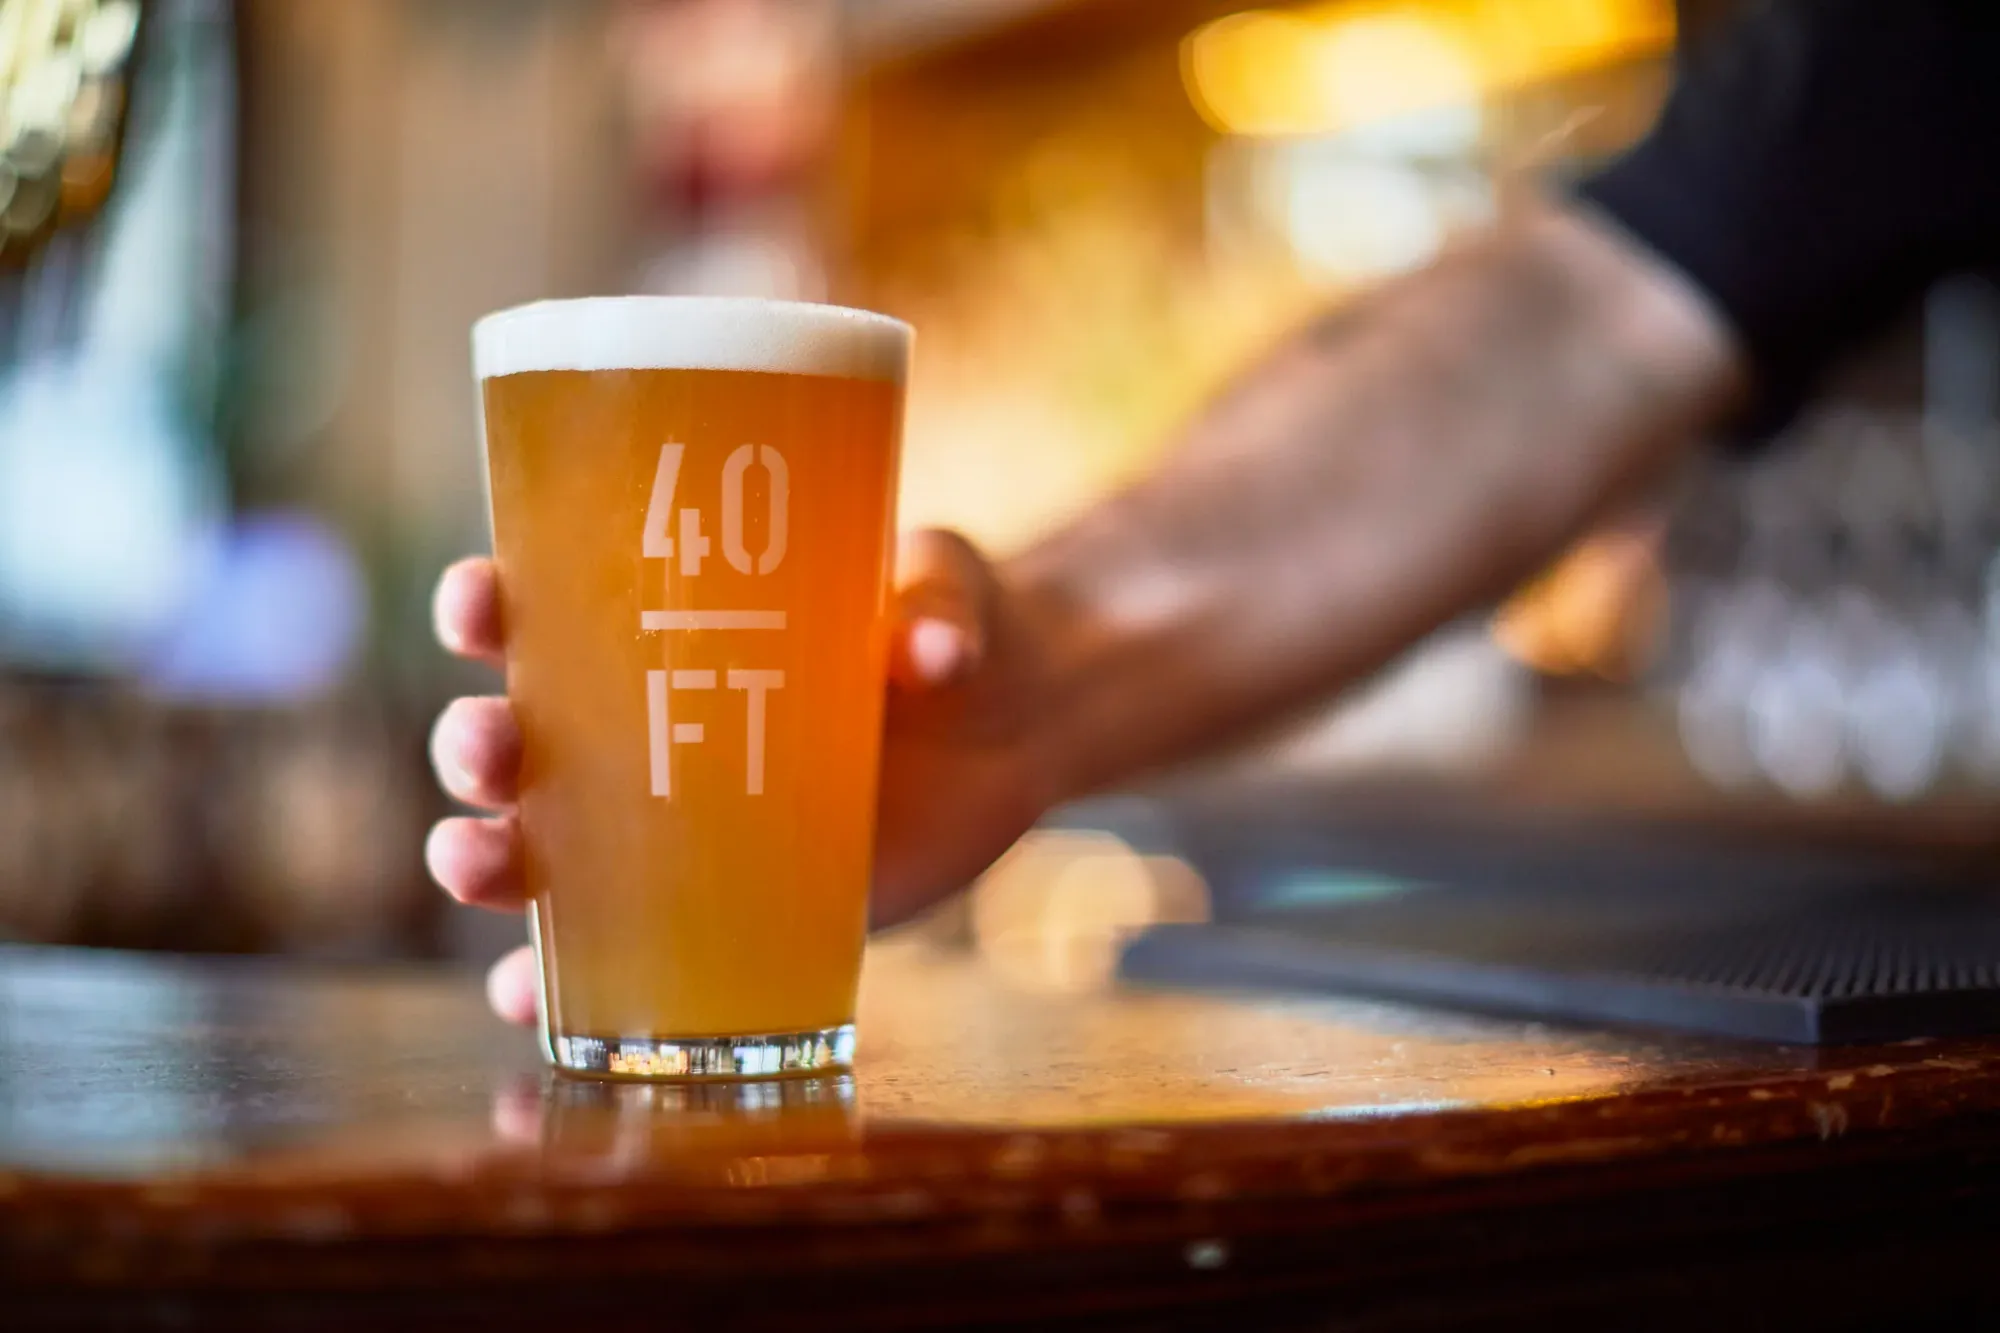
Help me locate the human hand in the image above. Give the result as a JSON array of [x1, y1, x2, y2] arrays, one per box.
[[426, 530, 1066, 1025]]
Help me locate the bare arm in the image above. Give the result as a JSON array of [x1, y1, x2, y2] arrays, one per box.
[[1004, 195, 1748, 803]]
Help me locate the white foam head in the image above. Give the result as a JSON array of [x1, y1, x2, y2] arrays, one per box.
[[473, 296, 911, 383]]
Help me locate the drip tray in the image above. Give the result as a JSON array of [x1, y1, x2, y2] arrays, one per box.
[[1120, 875, 2000, 1044]]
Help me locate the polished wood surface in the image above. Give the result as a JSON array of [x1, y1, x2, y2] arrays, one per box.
[[8, 938, 2000, 1329]]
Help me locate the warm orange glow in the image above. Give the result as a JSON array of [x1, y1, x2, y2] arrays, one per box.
[[971, 832, 1213, 994], [1492, 527, 1668, 680], [1185, 0, 1674, 138]]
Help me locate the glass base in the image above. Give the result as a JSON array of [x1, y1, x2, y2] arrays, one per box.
[[548, 1023, 855, 1080]]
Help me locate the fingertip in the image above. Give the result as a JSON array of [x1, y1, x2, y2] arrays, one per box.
[[891, 529, 992, 686], [426, 815, 525, 909], [430, 696, 522, 809], [487, 947, 541, 1027], [894, 528, 979, 591], [906, 618, 967, 684], [435, 558, 505, 666]]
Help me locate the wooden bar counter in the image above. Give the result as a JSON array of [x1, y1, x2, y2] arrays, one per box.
[[7, 937, 2000, 1329]]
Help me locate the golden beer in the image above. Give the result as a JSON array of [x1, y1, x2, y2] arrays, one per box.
[[473, 297, 909, 1077]]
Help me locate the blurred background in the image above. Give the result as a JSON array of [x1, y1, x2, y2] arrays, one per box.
[[2, 0, 1997, 974]]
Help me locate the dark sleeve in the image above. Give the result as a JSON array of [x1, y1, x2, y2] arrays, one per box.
[[1576, 0, 2000, 433]]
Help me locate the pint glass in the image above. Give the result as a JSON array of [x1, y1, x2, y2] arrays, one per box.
[[472, 297, 909, 1078]]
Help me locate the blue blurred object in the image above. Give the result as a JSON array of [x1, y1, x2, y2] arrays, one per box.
[[142, 511, 366, 702]]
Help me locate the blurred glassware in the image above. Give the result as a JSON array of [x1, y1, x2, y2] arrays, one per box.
[[1659, 397, 2000, 803]]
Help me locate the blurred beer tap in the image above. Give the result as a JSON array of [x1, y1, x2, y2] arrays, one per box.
[[0, 0, 142, 364]]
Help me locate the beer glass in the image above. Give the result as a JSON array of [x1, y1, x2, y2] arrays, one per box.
[[472, 297, 909, 1078]]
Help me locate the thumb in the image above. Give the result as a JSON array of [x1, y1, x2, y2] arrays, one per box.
[[891, 528, 995, 689]]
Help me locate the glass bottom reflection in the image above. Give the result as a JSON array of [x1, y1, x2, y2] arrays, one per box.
[[497, 1070, 861, 1184]]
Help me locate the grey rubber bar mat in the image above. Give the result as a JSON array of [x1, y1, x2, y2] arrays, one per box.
[[1121, 877, 2000, 1045]]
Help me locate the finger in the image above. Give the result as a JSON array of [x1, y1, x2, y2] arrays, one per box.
[[434, 558, 506, 669], [487, 945, 540, 1027], [430, 696, 522, 809], [425, 815, 525, 911], [891, 529, 991, 688]]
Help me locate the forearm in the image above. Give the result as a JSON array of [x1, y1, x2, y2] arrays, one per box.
[[1006, 197, 1747, 801]]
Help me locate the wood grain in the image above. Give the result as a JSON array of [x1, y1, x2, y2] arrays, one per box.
[[6, 939, 2000, 1329]]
